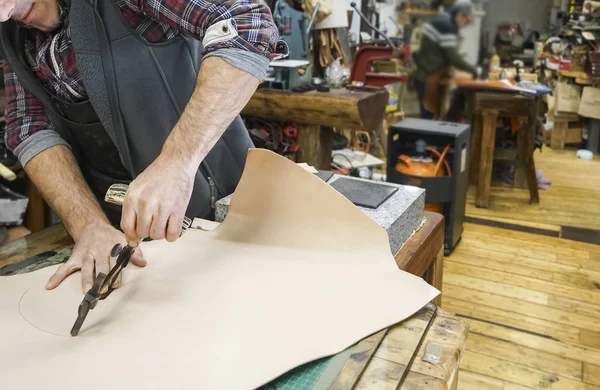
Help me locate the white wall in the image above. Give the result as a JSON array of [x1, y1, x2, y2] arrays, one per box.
[[482, 0, 553, 49]]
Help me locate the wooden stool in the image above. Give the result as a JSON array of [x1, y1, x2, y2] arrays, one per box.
[[468, 92, 540, 208]]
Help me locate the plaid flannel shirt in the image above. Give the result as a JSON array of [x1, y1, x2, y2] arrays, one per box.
[[4, 0, 287, 164]]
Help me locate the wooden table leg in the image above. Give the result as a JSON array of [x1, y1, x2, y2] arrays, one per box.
[[468, 112, 482, 186], [296, 125, 333, 170], [513, 117, 529, 189], [475, 109, 499, 208], [525, 107, 540, 204]]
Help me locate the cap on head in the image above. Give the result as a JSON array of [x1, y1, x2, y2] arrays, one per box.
[[450, 0, 474, 17]]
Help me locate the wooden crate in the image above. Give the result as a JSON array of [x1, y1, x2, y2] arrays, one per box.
[[550, 121, 583, 149]]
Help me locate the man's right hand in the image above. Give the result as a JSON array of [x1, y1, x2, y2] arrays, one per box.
[[45, 222, 147, 293]]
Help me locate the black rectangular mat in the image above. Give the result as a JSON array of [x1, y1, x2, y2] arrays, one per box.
[[329, 177, 398, 209]]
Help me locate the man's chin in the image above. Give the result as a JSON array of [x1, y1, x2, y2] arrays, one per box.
[[27, 20, 61, 33]]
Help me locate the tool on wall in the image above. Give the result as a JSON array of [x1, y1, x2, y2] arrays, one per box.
[[394, 139, 452, 214], [315, 28, 346, 68], [268, 1, 321, 91], [70, 184, 192, 336]]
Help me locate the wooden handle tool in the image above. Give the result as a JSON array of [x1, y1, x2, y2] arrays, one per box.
[[0, 163, 17, 181], [105, 183, 192, 235]]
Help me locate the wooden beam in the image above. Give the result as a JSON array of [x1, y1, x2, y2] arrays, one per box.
[[395, 211, 445, 285], [295, 125, 333, 170], [473, 92, 534, 117], [242, 88, 389, 132]]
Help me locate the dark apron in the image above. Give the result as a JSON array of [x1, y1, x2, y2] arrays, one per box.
[[49, 93, 132, 226]]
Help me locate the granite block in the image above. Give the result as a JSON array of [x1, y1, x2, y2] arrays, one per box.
[[215, 174, 425, 256]]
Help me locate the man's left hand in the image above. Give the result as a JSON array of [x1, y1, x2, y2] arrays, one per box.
[[120, 154, 195, 246]]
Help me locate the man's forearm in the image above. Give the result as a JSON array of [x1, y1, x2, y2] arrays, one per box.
[[24, 145, 111, 239], [160, 56, 260, 170], [444, 47, 477, 75]]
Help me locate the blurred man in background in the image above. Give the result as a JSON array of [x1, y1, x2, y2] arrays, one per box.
[[412, 0, 477, 119]]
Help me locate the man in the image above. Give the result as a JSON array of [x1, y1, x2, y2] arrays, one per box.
[[412, 0, 477, 119], [0, 0, 287, 292]]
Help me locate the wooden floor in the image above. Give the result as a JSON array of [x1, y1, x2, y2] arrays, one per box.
[[443, 148, 600, 389], [465, 148, 600, 230]]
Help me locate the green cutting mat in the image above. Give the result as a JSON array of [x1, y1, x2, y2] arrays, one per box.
[[258, 357, 332, 390], [258, 343, 356, 390]]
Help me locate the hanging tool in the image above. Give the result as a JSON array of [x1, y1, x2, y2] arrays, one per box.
[[70, 183, 192, 336], [268, 1, 321, 91]]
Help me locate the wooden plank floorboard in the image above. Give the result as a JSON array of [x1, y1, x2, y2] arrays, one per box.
[[460, 350, 600, 390], [443, 297, 582, 345], [464, 333, 583, 380], [443, 216, 600, 388], [444, 260, 600, 306], [465, 148, 600, 230], [445, 261, 600, 306], [581, 330, 600, 350], [585, 364, 600, 387], [457, 370, 504, 390], [429, 145, 600, 388], [446, 256, 600, 319]]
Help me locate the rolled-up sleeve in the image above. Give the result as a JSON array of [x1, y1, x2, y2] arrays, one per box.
[[3, 62, 70, 167], [127, 0, 289, 80]]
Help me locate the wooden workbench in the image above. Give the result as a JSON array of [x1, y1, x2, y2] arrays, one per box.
[[0, 212, 467, 389], [241, 87, 389, 170]]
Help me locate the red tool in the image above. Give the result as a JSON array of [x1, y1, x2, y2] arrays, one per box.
[[349, 45, 411, 88], [348, 2, 411, 88], [283, 126, 298, 138]]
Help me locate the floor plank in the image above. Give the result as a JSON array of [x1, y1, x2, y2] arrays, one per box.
[[580, 330, 600, 350], [464, 333, 583, 380], [585, 364, 600, 387], [466, 149, 600, 230], [460, 350, 600, 390], [445, 261, 600, 306], [457, 370, 504, 390], [443, 297, 581, 345], [450, 311, 600, 366], [443, 280, 600, 332], [502, 383, 542, 390], [444, 272, 549, 306], [463, 223, 600, 255], [435, 145, 600, 390]]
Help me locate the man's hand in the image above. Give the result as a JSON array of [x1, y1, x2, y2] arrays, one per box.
[[45, 222, 147, 293], [120, 154, 195, 246]]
